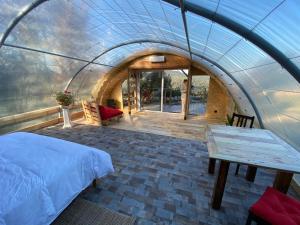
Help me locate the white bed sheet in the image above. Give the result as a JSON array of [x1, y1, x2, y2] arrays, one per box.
[[0, 132, 114, 225]]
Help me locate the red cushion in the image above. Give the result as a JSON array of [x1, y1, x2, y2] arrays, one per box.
[[99, 105, 123, 120], [250, 187, 300, 225]]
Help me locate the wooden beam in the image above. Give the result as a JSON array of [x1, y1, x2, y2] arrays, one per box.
[[127, 70, 132, 115], [161, 71, 164, 112], [0, 106, 60, 127], [15, 111, 83, 133], [136, 72, 141, 111], [184, 67, 192, 120], [0, 104, 81, 128], [208, 158, 216, 174], [18, 118, 61, 132], [129, 54, 190, 70], [71, 111, 84, 120]]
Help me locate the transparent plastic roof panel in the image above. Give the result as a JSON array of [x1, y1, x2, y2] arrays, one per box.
[[186, 0, 219, 11], [4, 0, 188, 62], [186, 12, 211, 54], [217, 39, 275, 73], [192, 54, 258, 120], [0, 0, 33, 35], [93, 42, 189, 67], [68, 64, 110, 100], [216, 0, 283, 29], [94, 43, 152, 66], [232, 63, 300, 92], [0, 45, 86, 117], [253, 0, 300, 59], [145, 43, 190, 58], [201, 23, 240, 60]]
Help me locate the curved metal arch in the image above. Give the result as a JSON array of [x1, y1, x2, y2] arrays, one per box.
[[0, 0, 48, 47], [66, 39, 264, 128], [0, 0, 298, 84], [163, 0, 300, 84]]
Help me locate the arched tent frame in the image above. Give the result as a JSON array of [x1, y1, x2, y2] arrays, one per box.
[[64, 39, 264, 128], [0, 0, 299, 82], [163, 0, 300, 82]]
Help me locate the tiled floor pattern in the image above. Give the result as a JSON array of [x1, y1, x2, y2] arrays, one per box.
[[78, 111, 224, 142], [36, 124, 299, 225]]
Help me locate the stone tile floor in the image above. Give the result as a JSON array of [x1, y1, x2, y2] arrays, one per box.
[[36, 124, 299, 225]]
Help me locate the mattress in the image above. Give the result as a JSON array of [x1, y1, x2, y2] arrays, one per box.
[[0, 132, 114, 225]]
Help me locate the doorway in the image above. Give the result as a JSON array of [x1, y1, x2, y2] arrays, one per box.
[[189, 76, 210, 115], [140, 71, 162, 111], [140, 70, 187, 113], [121, 71, 210, 115], [162, 70, 187, 113]]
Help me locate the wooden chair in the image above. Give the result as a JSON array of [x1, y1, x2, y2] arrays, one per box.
[[230, 112, 255, 175], [81, 100, 101, 125], [230, 112, 255, 128]]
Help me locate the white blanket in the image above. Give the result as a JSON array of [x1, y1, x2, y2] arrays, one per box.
[[0, 132, 114, 225]]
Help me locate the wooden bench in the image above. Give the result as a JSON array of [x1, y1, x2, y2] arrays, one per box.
[[82, 100, 123, 126], [82, 100, 102, 125]]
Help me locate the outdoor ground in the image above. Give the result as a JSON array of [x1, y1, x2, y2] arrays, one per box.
[[36, 113, 299, 225], [142, 102, 206, 115]]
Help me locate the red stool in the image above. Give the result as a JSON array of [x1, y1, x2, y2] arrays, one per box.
[[246, 187, 300, 225]]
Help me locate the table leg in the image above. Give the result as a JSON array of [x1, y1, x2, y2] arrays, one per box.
[[273, 171, 293, 193], [246, 166, 257, 182], [92, 179, 97, 188], [211, 160, 230, 209], [208, 158, 216, 174]]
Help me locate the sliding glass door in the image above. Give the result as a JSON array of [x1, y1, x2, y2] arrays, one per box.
[[122, 71, 210, 115], [162, 70, 186, 113], [189, 76, 210, 115], [140, 71, 162, 111]]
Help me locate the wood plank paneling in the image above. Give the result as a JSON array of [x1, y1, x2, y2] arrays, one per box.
[[0, 104, 81, 127], [129, 55, 190, 70]]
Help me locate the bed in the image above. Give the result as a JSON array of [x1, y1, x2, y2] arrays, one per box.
[[0, 132, 114, 225]]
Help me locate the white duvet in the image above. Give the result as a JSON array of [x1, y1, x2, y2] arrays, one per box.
[[0, 132, 114, 225]]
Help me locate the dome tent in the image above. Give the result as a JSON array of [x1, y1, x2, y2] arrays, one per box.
[[0, 0, 299, 150]]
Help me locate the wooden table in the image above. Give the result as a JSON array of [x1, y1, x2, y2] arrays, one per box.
[[207, 125, 300, 210]]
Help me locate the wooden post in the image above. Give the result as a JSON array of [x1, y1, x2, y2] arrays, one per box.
[[184, 67, 192, 120], [273, 171, 293, 193], [211, 160, 230, 209], [161, 71, 164, 112], [246, 166, 257, 182], [136, 72, 141, 112], [208, 158, 216, 174], [127, 70, 131, 115]]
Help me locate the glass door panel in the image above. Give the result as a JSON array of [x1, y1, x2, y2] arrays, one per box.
[[140, 71, 161, 111], [189, 76, 210, 115], [162, 70, 187, 113]]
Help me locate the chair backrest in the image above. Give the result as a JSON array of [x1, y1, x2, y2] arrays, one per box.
[[231, 112, 255, 128], [81, 100, 101, 125], [107, 99, 117, 108]]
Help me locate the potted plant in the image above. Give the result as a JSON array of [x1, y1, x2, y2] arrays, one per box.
[[55, 91, 74, 128]]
